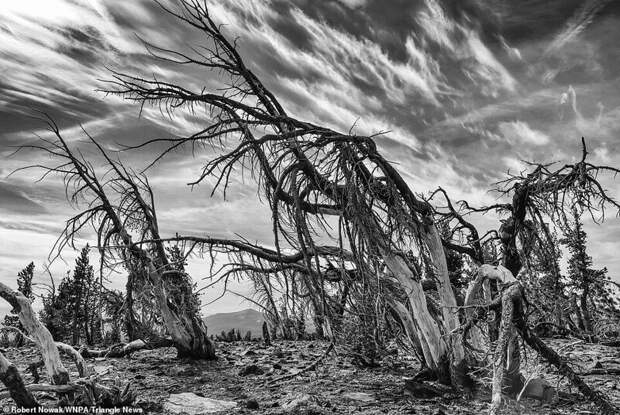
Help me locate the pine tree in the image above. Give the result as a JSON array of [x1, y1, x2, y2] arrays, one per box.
[[16, 262, 35, 300], [3, 262, 36, 346], [561, 210, 608, 334], [39, 245, 102, 344]]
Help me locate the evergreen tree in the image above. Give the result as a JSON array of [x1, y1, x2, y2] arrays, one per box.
[[16, 262, 35, 300], [3, 262, 36, 346], [561, 210, 611, 334], [39, 245, 102, 344], [163, 245, 202, 318]]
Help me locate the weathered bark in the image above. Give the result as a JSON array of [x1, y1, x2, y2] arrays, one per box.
[[490, 283, 520, 415], [388, 299, 427, 365], [132, 253, 215, 359], [421, 220, 465, 368], [0, 282, 69, 385], [383, 253, 450, 382], [0, 352, 38, 408], [56, 342, 91, 378], [80, 338, 174, 358]]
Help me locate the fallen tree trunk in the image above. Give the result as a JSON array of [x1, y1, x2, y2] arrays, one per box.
[[514, 313, 618, 415], [0, 352, 38, 408], [80, 338, 174, 358]]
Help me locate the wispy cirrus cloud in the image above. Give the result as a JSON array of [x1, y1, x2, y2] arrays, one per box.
[[2, 0, 620, 316]]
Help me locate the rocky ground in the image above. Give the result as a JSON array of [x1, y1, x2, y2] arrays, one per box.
[[1, 338, 619, 414]]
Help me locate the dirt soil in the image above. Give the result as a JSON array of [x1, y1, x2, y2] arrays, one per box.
[[1, 338, 619, 414]]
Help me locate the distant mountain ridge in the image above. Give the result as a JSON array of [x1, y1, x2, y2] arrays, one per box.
[[203, 309, 265, 337]]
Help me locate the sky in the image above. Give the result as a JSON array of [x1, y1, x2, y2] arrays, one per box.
[[1, 0, 620, 317]]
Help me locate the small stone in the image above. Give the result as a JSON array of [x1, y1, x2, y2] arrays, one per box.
[[238, 364, 265, 376], [343, 392, 375, 402], [245, 399, 259, 410], [241, 347, 257, 356], [281, 393, 312, 411]]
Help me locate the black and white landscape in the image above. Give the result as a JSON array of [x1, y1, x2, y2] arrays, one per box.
[[1, 1, 620, 414]]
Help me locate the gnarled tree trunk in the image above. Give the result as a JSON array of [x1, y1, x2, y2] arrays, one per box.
[[383, 253, 451, 382], [0, 282, 69, 385]]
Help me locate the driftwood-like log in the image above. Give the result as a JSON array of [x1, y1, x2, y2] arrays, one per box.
[[0, 352, 38, 407], [0, 327, 91, 379], [80, 338, 174, 358], [0, 282, 69, 384], [56, 342, 91, 377]]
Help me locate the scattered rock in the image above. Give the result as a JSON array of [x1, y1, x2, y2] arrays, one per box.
[[93, 364, 113, 375], [404, 379, 445, 399], [273, 363, 282, 370], [245, 399, 260, 409], [281, 393, 312, 411], [164, 392, 237, 414], [238, 364, 265, 376], [241, 347, 257, 356], [343, 392, 375, 402]]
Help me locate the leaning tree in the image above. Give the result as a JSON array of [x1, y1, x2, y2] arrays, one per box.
[[17, 121, 214, 359], [94, 1, 620, 413]]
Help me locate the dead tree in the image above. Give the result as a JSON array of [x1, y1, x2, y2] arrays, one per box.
[[99, 0, 468, 384], [16, 119, 215, 359], [432, 140, 620, 413], [0, 282, 133, 407]]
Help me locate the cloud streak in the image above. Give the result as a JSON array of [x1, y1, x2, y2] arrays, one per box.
[[2, 0, 620, 315]]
